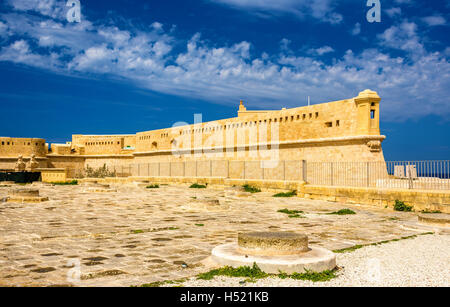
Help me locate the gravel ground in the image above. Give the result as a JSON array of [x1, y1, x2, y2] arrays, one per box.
[[178, 234, 450, 287]]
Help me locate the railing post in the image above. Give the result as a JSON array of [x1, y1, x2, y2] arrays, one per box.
[[302, 160, 307, 182], [262, 161, 264, 180], [367, 162, 370, 187], [227, 160, 230, 179], [330, 162, 333, 186], [169, 162, 172, 177], [210, 160, 212, 177], [408, 162, 413, 189], [183, 161, 186, 177], [283, 160, 286, 181], [158, 162, 160, 177], [243, 161, 246, 180], [195, 161, 198, 177]]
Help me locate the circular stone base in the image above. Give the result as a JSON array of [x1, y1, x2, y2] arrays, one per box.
[[211, 243, 336, 274], [418, 213, 449, 227], [238, 232, 309, 256]]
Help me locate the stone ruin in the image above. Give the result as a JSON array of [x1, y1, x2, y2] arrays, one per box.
[[210, 232, 336, 274], [6, 188, 49, 203]]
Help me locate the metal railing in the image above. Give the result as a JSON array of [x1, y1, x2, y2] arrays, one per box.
[[70, 160, 450, 191], [307, 160, 450, 190]]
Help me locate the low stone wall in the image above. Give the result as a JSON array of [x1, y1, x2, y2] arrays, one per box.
[[298, 185, 450, 214], [39, 168, 68, 183], [73, 175, 450, 213], [77, 176, 301, 192]]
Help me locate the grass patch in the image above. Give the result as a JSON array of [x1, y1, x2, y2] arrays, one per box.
[[146, 184, 159, 189], [168, 227, 179, 230], [278, 208, 305, 218], [288, 214, 305, 218], [243, 184, 261, 193], [421, 210, 442, 214], [278, 208, 304, 215], [134, 279, 186, 287], [197, 263, 268, 280], [327, 209, 356, 215], [197, 263, 338, 283], [279, 269, 337, 282], [131, 229, 144, 234], [190, 183, 207, 189], [333, 232, 434, 253], [195, 224, 204, 227], [393, 200, 413, 212], [51, 180, 78, 186], [273, 190, 297, 197]]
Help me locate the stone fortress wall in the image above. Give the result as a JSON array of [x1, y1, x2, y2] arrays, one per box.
[[0, 137, 48, 170], [0, 90, 386, 173]]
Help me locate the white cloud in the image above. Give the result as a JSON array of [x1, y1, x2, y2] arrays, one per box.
[[7, 0, 64, 19], [209, 0, 343, 24], [445, 47, 450, 57], [421, 15, 446, 26], [0, 39, 60, 68], [385, 7, 402, 18], [308, 46, 334, 56], [0, 21, 8, 37], [351, 22, 361, 35], [0, 2, 449, 121], [377, 21, 424, 55]]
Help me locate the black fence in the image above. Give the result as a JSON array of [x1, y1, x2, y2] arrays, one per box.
[[0, 172, 41, 183]]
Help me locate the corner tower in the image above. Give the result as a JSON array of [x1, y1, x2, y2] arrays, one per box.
[[354, 89, 381, 136]]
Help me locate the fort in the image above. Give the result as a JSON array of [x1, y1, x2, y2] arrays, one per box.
[[1, 89, 449, 213], [0, 89, 384, 171]]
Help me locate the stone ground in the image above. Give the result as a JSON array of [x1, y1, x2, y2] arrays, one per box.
[[0, 182, 447, 287]]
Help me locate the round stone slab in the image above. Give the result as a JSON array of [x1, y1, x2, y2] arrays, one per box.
[[418, 213, 449, 227], [212, 243, 336, 274], [238, 232, 309, 256]]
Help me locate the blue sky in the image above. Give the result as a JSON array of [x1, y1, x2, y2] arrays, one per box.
[[0, 0, 449, 160]]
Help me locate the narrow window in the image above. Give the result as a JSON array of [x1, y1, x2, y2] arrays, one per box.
[[315, 112, 319, 118], [370, 110, 375, 119], [325, 122, 332, 128], [336, 120, 340, 127]]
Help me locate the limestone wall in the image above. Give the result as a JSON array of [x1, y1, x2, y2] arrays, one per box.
[[0, 137, 47, 157], [71, 135, 136, 155], [299, 185, 450, 214]]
